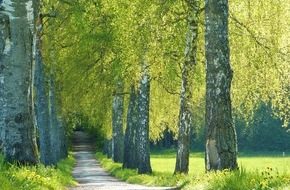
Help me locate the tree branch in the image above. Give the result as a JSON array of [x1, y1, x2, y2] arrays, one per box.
[[229, 11, 288, 62]]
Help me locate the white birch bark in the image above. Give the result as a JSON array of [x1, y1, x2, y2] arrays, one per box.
[[137, 63, 152, 174], [204, 0, 238, 171], [174, 0, 199, 174], [1, 0, 38, 164]]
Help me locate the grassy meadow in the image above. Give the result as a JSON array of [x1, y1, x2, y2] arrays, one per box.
[[151, 150, 290, 175], [96, 150, 290, 190], [0, 152, 77, 190]]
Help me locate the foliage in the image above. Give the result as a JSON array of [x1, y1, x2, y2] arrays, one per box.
[[154, 102, 290, 152], [40, 0, 290, 149], [236, 103, 290, 151], [230, 0, 290, 126], [41, 0, 206, 142], [0, 153, 77, 190], [42, 0, 116, 139], [39, 0, 290, 157], [96, 151, 290, 189]]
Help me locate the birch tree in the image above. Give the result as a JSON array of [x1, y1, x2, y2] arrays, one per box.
[[0, 13, 9, 148], [123, 85, 138, 169], [49, 72, 62, 162], [174, 0, 199, 174], [204, 0, 238, 171], [137, 63, 152, 174], [112, 82, 124, 163], [34, 13, 55, 166], [0, 0, 38, 164]]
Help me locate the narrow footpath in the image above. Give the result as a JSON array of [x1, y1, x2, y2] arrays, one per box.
[[69, 131, 176, 190]]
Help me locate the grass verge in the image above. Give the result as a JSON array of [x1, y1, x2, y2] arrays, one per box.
[[96, 151, 290, 190], [0, 152, 77, 190]]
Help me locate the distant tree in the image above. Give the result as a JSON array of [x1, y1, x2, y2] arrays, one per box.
[[58, 117, 68, 159], [49, 72, 62, 162], [107, 139, 112, 159], [34, 13, 56, 166], [103, 138, 109, 155], [236, 103, 290, 151], [112, 82, 124, 163], [1, 0, 38, 164], [123, 85, 138, 169], [204, 0, 238, 171]]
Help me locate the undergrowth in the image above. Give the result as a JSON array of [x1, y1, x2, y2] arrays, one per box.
[[96, 152, 290, 190], [206, 167, 290, 190], [0, 152, 77, 190]]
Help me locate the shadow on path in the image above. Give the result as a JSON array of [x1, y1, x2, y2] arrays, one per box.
[[69, 131, 176, 190]]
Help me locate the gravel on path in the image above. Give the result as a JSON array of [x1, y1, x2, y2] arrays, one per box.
[[69, 131, 177, 190]]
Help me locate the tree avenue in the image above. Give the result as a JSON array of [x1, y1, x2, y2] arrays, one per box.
[[0, 0, 289, 180]]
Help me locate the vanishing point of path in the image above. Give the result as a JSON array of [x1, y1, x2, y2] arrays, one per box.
[[69, 131, 176, 190]]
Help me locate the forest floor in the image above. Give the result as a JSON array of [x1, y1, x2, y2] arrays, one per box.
[[69, 131, 176, 190]]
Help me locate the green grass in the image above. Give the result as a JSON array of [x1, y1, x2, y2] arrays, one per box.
[[96, 150, 290, 190], [151, 150, 290, 176], [0, 152, 77, 190]]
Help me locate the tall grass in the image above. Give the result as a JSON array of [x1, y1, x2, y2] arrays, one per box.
[[0, 152, 77, 190], [96, 150, 290, 190]]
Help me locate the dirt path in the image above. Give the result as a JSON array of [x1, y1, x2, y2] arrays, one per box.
[[69, 131, 176, 190]]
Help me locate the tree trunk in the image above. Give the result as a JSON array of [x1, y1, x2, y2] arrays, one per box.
[[137, 64, 152, 174], [107, 139, 112, 159], [34, 14, 56, 166], [103, 138, 109, 155], [49, 73, 61, 162], [112, 82, 124, 163], [1, 0, 38, 164], [0, 13, 9, 150], [123, 85, 138, 169], [58, 117, 68, 159], [204, 0, 238, 171], [174, 0, 199, 174]]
